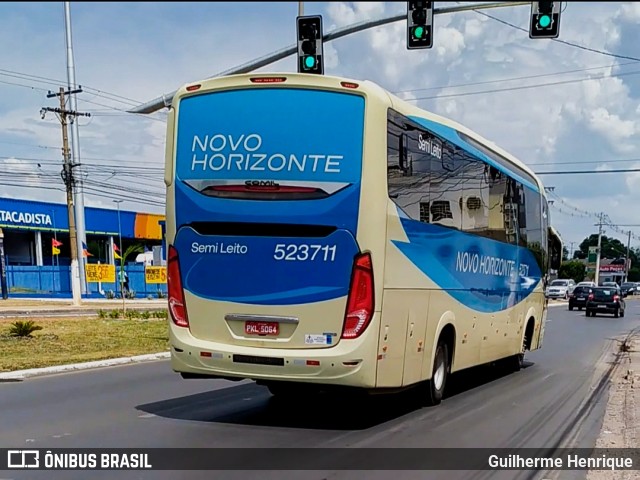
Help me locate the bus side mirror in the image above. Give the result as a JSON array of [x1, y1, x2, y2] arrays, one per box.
[[548, 228, 562, 270]]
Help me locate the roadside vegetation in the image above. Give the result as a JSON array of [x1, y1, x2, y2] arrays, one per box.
[[0, 311, 169, 372]]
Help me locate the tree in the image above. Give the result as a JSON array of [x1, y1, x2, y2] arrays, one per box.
[[562, 246, 569, 261], [576, 235, 638, 264], [559, 261, 586, 283]]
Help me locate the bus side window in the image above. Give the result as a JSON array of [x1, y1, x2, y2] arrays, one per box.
[[386, 110, 431, 222]]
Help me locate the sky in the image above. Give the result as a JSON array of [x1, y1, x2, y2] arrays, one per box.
[[1, 1, 639, 256]]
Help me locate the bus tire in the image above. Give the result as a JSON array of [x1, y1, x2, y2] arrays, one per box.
[[511, 332, 527, 372], [426, 340, 449, 406]]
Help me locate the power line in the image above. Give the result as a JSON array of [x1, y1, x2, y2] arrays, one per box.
[[0, 68, 142, 105], [528, 158, 640, 166], [536, 168, 640, 175], [393, 60, 639, 95], [474, 9, 640, 63], [407, 68, 640, 101]]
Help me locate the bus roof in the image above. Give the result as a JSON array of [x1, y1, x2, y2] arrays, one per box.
[[172, 72, 546, 196]]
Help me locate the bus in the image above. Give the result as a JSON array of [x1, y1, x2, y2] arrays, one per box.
[[163, 72, 563, 405]]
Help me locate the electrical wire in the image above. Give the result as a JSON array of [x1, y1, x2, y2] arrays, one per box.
[[393, 60, 639, 95], [536, 168, 640, 175], [407, 68, 640, 101], [474, 9, 640, 63]]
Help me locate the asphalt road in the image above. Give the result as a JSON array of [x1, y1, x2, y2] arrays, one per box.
[[1, 300, 639, 480]]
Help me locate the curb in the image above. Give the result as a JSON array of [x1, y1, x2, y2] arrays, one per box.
[[0, 306, 167, 317], [0, 352, 170, 382]]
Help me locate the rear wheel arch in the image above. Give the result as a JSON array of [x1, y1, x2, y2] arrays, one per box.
[[524, 316, 535, 351], [427, 313, 457, 376], [423, 322, 456, 406]]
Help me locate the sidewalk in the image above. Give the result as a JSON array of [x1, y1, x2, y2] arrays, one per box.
[[587, 330, 640, 480], [0, 298, 167, 316]]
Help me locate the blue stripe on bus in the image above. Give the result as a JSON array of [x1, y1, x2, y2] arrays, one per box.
[[407, 115, 540, 193], [391, 211, 542, 313], [173, 226, 360, 305]]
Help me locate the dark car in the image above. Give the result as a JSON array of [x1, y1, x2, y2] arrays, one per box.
[[585, 287, 626, 318], [568, 286, 593, 311], [621, 283, 636, 296]]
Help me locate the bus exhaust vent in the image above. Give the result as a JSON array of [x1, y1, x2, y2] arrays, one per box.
[[233, 354, 285, 366]]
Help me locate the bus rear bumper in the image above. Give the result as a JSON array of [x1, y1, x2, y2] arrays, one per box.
[[169, 321, 379, 389]]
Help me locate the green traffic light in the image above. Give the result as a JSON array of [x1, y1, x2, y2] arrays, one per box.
[[539, 14, 551, 28], [413, 26, 425, 39], [304, 56, 316, 69]]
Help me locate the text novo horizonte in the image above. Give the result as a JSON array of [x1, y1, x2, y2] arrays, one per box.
[[190, 134, 344, 174], [456, 251, 530, 278]]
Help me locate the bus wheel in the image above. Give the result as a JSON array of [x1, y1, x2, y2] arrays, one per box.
[[513, 333, 527, 371], [426, 340, 449, 406]]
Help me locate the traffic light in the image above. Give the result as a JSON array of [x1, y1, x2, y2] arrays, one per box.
[[529, 1, 561, 39], [296, 15, 323, 74], [407, 1, 433, 49]]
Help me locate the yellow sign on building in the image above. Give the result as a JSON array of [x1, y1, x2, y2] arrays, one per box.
[[85, 264, 116, 283], [145, 266, 167, 284]]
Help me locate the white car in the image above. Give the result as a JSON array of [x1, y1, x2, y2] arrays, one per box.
[[545, 279, 576, 299], [577, 281, 596, 288]]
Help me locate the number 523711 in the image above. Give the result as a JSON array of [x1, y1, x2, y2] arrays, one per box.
[[273, 244, 337, 262]]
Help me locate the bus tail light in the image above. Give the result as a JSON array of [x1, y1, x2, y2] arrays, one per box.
[[168, 245, 189, 327], [341, 252, 374, 339]]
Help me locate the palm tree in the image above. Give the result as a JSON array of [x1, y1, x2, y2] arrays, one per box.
[[120, 244, 144, 301]]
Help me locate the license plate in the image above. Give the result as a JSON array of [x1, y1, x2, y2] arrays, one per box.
[[578, 297, 584, 300], [245, 321, 279, 336], [598, 305, 607, 308]]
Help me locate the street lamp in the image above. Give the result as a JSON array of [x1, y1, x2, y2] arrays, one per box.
[[113, 200, 124, 303]]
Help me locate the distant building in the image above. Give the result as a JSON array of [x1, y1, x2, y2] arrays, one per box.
[[576, 256, 629, 284], [0, 197, 164, 266], [0, 197, 166, 298]]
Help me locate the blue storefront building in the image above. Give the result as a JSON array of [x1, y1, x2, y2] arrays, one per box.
[[0, 197, 166, 299]]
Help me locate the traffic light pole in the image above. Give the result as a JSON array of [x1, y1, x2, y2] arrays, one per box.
[[129, 1, 531, 114]]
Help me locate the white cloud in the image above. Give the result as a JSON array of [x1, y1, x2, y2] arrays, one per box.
[[434, 27, 466, 61], [587, 107, 637, 151], [323, 42, 340, 70], [617, 2, 640, 22], [326, 1, 386, 28]]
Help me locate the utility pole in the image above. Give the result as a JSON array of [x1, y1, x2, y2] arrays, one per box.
[[594, 213, 605, 286], [568, 241, 575, 260], [41, 87, 90, 306], [64, 1, 88, 296], [625, 230, 631, 283], [298, 1, 304, 16]]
